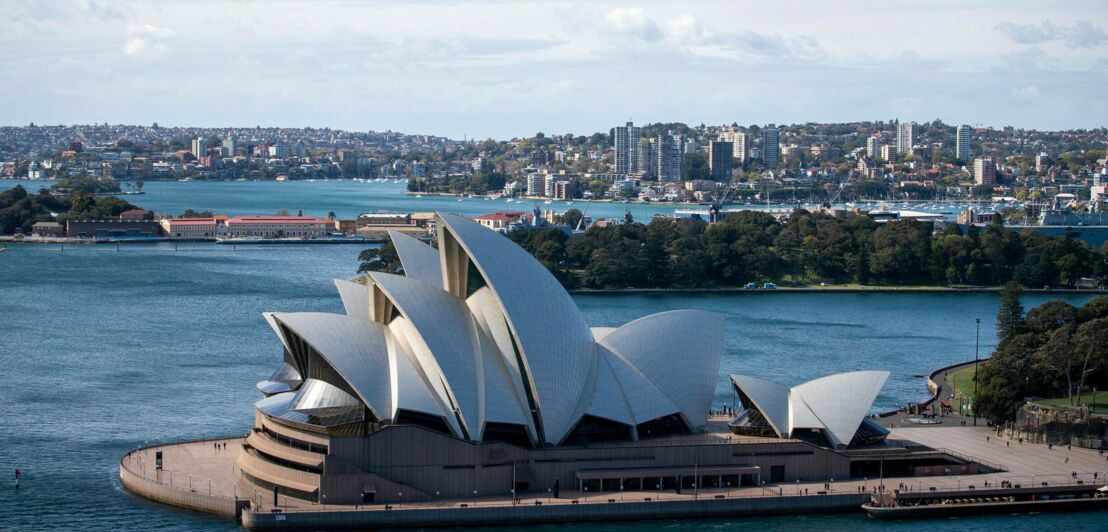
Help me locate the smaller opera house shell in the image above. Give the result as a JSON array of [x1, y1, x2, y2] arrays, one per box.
[[236, 212, 887, 505]]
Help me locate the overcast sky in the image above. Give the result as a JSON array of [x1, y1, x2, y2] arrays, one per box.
[[2, 0, 1105, 139]]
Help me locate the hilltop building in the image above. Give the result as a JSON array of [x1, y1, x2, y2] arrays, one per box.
[[956, 125, 971, 162], [896, 122, 915, 157]]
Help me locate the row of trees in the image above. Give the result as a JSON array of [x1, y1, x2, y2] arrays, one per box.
[[976, 284, 1108, 422], [0, 186, 141, 235], [356, 209, 1106, 291], [504, 210, 1107, 289]]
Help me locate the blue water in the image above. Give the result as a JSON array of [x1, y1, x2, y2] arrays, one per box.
[[0, 241, 1100, 530], [0, 178, 699, 222]]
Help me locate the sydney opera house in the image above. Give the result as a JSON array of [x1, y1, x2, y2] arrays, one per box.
[[235, 212, 893, 505]]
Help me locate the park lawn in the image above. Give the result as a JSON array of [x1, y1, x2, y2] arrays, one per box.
[[1036, 393, 1108, 413], [944, 365, 980, 415]]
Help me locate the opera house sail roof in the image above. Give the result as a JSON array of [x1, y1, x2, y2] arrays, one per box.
[[728, 371, 891, 448], [255, 212, 725, 447]]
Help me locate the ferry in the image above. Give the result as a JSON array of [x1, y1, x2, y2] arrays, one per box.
[[863, 483, 1108, 519]]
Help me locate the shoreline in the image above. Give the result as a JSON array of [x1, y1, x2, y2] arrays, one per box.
[[569, 286, 1108, 295]]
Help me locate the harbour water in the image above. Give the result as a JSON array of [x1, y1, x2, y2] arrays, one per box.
[[0, 242, 1099, 531], [0, 178, 969, 222]]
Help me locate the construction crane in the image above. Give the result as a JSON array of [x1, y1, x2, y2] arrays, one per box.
[[709, 185, 734, 224]]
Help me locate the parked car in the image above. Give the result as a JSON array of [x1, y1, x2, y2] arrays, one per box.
[[762, 283, 776, 290], [744, 283, 757, 290]]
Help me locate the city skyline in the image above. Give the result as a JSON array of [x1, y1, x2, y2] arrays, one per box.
[[2, 1, 1106, 139]]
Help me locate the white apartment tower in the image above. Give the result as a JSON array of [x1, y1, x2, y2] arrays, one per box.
[[866, 135, 881, 159], [613, 121, 641, 174], [956, 125, 971, 162], [896, 122, 915, 157]]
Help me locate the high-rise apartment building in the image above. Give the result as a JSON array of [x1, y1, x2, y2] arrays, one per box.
[[708, 141, 733, 182], [896, 122, 915, 157], [656, 133, 685, 182], [224, 137, 237, 156], [762, 128, 780, 167], [613, 121, 641, 174], [638, 139, 655, 179], [191, 138, 205, 159], [720, 130, 751, 163], [866, 135, 881, 159], [974, 158, 996, 186], [956, 125, 970, 162]]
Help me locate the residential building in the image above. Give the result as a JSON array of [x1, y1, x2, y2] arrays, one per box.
[[974, 158, 996, 186], [762, 128, 780, 167], [656, 133, 685, 182], [526, 172, 545, 196], [638, 139, 655, 179], [880, 145, 897, 162], [613, 121, 641, 174], [474, 211, 532, 231], [224, 137, 237, 156], [724, 131, 752, 163], [955, 125, 970, 161], [866, 135, 881, 159], [191, 138, 205, 159], [708, 141, 733, 181], [896, 122, 915, 157]]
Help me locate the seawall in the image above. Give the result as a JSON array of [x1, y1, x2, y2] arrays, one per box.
[[241, 492, 867, 531]]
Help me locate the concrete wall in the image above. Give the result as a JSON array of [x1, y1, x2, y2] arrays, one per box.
[[241, 492, 867, 530], [320, 424, 852, 503], [119, 456, 247, 519]]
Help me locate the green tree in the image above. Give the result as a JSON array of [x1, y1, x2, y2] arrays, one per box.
[[996, 281, 1025, 346], [357, 242, 401, 274]]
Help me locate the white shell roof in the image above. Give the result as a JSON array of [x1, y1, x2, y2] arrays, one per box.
[[254, 212, 726, 447], [268, 312, 392, 421], [792, 370, 890, 447], [333, 279, 370, 320], [729, 370, 890, 448], [437, 212, 598, 445], [599, 310, 724, 430], [388, 230, 442, 287], [728, 374, 790, 436], [369, 272, 483, 439]]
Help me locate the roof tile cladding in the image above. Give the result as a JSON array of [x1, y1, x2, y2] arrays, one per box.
[[257, 212, 724, 447]]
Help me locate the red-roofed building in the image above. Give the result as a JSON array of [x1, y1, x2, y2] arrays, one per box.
[[224, 215, 331, 238], [120, 209, 149, 222], [474, 211, 533, 231]]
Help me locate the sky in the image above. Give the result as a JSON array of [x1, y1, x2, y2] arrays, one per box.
[[1, 0, 1106, 139]]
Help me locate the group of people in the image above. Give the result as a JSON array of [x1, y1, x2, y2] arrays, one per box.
[[711, 405, 736, 417]]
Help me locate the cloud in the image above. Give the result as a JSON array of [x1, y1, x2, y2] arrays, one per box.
[[600, 9, 823, 61], [604, 7, 663, 41], [1011, 85, 1039, 100], [996, 20, 1107, 48], [123, 24, 172, 59]]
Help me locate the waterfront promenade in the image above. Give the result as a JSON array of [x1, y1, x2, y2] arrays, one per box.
[[120, 424, 1108, 528]]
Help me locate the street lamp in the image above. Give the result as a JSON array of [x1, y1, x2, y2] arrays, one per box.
[[973, 317, 981, 427]]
